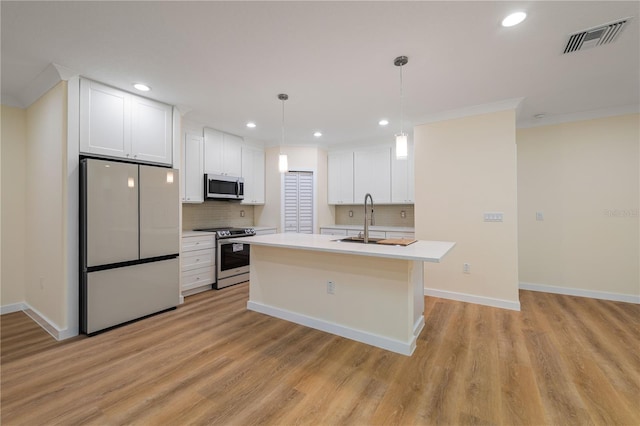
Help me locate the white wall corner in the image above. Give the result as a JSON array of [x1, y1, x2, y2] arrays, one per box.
[[424, 287, 521, 311], [520, 282, 640, 304], [17, 63, 79, 108]]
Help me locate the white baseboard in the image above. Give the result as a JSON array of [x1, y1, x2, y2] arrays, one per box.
[[519, 282, 640, 304], [0, 302, 27, 315], [424, 288, 521, 311], [247, 301, 418, 356], [2, 301, 77, 340]]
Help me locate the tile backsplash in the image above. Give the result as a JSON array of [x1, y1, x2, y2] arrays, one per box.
[[335, 204, 414, 227], [182, 201, 255, 230]]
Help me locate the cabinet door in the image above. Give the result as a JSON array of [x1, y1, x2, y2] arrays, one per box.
[[328, 151, 354, 204], [241, 146, 265, 204], [131, 96, 173, 165], [183, 133, 204, 203], [391, 142, 415, 204], [223, 133, 243, 176], [203, 128, 224, 175], [80, 79, 131, 158], [354, 147, 391, 203]]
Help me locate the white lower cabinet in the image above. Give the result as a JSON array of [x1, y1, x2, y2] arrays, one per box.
[[320, 227, 415, 239], [181, 234, 215, 296]]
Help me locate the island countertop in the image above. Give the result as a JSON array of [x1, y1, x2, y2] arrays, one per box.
[[237, 233, 455, 263]]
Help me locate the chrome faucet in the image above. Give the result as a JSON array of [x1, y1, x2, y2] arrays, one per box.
[[363, 193, 375, 243]]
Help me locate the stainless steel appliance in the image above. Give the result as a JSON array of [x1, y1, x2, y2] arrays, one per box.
[[205, 174, 244, 200], [194, 227, 255, 288], [80, 158, 180, 335]]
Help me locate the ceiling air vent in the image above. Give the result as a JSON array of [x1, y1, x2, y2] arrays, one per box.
[[563, 17, 631, 54]]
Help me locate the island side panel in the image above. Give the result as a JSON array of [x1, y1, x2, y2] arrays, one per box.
[[248, 245, 422, 354]]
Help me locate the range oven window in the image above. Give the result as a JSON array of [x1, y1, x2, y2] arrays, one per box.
[[219, 242, 250, 271]]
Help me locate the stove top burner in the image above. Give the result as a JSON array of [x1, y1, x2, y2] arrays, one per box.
[[194, 227, 256, 239]]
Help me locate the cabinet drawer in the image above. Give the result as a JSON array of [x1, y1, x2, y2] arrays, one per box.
[[320, 228, 348, 236], [181, 248, 214, 271], [385, 231, 415, 239], [181, 266, 215, 291], [347, 230, 386, 238], [182, 235, 215, 252]]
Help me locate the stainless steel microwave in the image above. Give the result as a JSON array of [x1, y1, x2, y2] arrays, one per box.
[[205, 174, 244, 200]]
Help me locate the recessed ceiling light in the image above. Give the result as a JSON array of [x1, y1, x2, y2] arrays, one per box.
[[313, 131, 322, 137], [502, 12, 527, 27], [246, 122, 257, 128], [378, 119, 389, 126], [133, 83, 151, 92]]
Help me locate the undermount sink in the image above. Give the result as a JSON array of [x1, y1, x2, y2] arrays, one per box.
[[333, 236, 384, 244]]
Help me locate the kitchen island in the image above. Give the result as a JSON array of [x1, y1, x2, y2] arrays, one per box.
[[240, 233, 455, 355]]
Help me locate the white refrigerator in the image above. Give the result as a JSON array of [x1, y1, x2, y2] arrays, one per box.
[[80, 158, 180, 334]]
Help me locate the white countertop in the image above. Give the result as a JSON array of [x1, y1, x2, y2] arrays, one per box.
[[320, 225, 415, 232], [237, 233, 455, 263]]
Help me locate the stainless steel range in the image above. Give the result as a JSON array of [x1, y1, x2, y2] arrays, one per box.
[[194, 227, 255, 289]]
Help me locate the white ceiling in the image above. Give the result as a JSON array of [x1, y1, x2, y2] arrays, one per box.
[[2, 1, 639, 148]]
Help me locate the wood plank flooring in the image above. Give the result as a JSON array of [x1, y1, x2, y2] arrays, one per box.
[[1, 284, 639, 425]]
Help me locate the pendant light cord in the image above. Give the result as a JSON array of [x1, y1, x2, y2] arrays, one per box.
[[400, 63, 404, 135], [281, 98, 285, 152]]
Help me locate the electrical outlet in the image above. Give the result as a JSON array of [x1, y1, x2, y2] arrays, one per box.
[[327, 280, 335, 294], [240, 210, 245, 217], [401, 210, 406, 218], [463, 263, 471, 274], [483, 212, 504, 222], [348, 210, 353, 217], [536, 211, 544, 221]]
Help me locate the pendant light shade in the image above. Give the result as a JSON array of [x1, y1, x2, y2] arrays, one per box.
[[394, 56, 409, 160], [395, 133, 408, 158], [278, 153, 289, 173], [278, 93, 289, 173]]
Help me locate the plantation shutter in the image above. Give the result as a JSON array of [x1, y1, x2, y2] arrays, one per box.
[[284, 171, 313, 234]]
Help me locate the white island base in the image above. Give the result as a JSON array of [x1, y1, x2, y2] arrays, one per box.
[[243, 234, 455, 356]]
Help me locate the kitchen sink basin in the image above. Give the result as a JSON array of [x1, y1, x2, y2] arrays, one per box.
[[333, 237, 384, 244]]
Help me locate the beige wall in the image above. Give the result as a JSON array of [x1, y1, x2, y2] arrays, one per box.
[[25, 81, 68, 328], [1, 105, 28, 306], [414, 109, 520, 308], [517, 114, 639, 298], [255, 145, 334, 232]]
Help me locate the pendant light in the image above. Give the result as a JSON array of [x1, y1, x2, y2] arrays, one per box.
[[278, 93, 289, 173], [394, 56, 408, 159]]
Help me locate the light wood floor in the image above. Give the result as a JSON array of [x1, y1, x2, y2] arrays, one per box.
[[1, 284, 639, 425]]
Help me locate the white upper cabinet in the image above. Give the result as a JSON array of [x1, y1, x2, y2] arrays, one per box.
[[203, 127, 242, 177], [328, 151, 354, 204], [182, 133, 204, 203], [354, 146, 391, 203], [80, 79, 172, 165], [130, 95, 173, 164], [241, 145, 265, 205], [391, 142, 415, 204]]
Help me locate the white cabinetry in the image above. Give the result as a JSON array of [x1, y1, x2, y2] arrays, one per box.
[[80, 79, 172, 165], [320, 226, 415, 240], [354, 147, 391, 203], [328, 151, 354, 204], [241, 145, 265, 204], [203, 128, 242, 176], [182, 133, 204, 203], [181, 233, 215, 296], [391, 142, 414, 204]]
